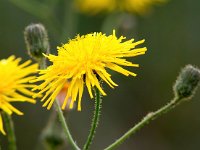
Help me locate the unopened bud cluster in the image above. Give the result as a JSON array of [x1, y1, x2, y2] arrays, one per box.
[[24, 23, 49, 61], [173, 65, 200, 100]]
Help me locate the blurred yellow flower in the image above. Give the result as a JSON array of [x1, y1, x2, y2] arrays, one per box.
[[33, 30, 147, 111], [75, 0, 116, 15], [119, 0, 166, 14], [75, 0, 166, 15], [0, 56, 38, 135]]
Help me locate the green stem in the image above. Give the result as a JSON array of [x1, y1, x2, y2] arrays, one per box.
[[55, 100, 80, 150], [2, 112, 17, 150], [83, 87, 102, 150], [104, 98, 182, 150], [38, 58, 47, 70]]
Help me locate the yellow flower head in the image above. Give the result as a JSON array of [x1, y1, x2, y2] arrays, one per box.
[[120, 0, 166, 15], [75, 0, 116, 15], [33, 30, 147, 111], [75, 0, 167, 15], [0, 56, 38, 135]]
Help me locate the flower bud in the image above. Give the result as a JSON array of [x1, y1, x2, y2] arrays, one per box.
[[173, 65, 200, 100], [41, 113, 66, 149], [24, 23, 50, 61]]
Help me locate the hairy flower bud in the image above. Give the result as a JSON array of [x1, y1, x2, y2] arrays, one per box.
[[24, 23, 50, 61], [173, 65, 200, 100]]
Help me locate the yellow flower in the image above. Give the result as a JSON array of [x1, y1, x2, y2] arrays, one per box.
[[33, 30, 147, 111], [75, 0, 166, 15], [0, 56, 38, 135], [120, 0, 166, 15], [75, 0, 116, 15]]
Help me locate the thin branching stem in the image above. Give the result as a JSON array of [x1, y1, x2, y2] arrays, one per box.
[[55, 100, 81, 150], [104, 98, 183, 150]]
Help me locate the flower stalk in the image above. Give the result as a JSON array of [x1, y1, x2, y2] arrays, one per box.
[[55, 100, 80, 150], [104, 98, 182, 150], [83, 87, 102, 150], [104, 65, 200, 150], [2, 112, 17, 150]]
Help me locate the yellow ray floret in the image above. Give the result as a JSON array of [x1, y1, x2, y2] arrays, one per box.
[[33, 30, 147, 111], [0, 56, 38, 135]]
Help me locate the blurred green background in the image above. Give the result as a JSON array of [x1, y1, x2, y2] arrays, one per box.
[[0, 0, 200, 150]]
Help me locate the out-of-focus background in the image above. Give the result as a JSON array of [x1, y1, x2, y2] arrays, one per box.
[[0, 0, 200, 150]]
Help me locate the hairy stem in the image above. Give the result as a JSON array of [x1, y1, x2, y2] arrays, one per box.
[[83, 87, 102, 150]]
